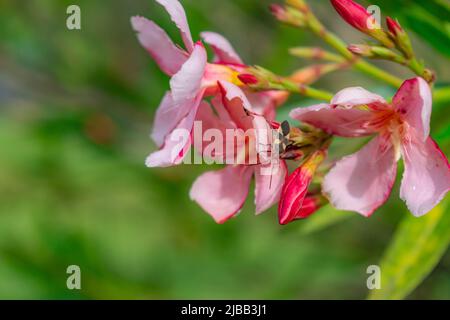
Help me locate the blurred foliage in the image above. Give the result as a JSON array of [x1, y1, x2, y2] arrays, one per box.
[[369, 198, 450, 300], [0, 0, 449, 299], [370, 0, 450, 58]]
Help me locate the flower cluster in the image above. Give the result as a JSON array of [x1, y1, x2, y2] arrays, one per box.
[[132, 0, 449, 224]]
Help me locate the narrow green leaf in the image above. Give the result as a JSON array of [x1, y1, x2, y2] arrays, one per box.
[[404, 7, 450, 57], [433, 86, 450, 110], [368, 198, 450, 300]]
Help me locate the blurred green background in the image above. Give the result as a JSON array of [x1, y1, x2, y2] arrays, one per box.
[[0, 0, 449, 299]]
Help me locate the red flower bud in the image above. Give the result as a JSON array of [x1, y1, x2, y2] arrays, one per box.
[[295, 194, 326, 219], [330, 0, 375, 32], [238, 73, 259, 85], [331, 0, 395, 47], [386, 17, 413, 58], [386, 17, 403, 36], [278, 150, 326, 225]]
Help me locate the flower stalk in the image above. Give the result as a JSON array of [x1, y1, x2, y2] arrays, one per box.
[[239, 66, 334, 101], [271, 1, 403, 87], [304, 9, 403, 87], [289, 47, 345, 63]]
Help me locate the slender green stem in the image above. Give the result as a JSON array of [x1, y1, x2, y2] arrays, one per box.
[[408, 59, 423, 75], [250, 76, 333, 101], [407, 58, 434, 83], [355, 60, 403, 87], [306, 12, 403, 88], [298, 85, 334, 101], [289, 47, 345, 63], [245, 66, 334, 101], [278, 78, 334, 101]]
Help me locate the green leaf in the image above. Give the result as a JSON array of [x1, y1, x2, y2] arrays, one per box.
[[368, 198, 450, 300], [372, 0, 450, 58], [433, 86, 450, 110], [403, 6, 450, 58]]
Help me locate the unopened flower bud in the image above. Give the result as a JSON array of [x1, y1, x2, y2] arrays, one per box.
[[331, 0, 395, 48], [348, 44, 372, 56], [278, 149, 327, 225], [270, 3, 306, 27], [238, 73, 259, 85], [286, 0, 308, 12], [295, 194, 327, 219], [348, 44, 405, 64], [386, 16, 414, 58], [386, 16, 403, 36], [289, 63, 344, 85], [269, 4, 286, 20]]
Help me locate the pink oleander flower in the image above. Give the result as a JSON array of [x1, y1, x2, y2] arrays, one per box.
[[131, 0, 285, 167], [290, 77, 450, 217], [278, 150, 326, 225], [189, 81, 287, 223]]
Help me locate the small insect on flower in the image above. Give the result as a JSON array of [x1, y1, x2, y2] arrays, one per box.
[[274, 120, 292, 154]]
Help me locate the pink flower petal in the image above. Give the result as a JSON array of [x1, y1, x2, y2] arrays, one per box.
[[246, 91, 285, 120], [195, 100, 232, 132], [218, 81, 254, 130], [254, 160, 288, 214], [393, 77, 432, 141], [156, 0, 194, 52], [290, 103, 376, 137], [210, 95, 235, 125], [323, 135, 398, 217], [194, 100, 236, 161], [400, 135, 450, 216], [331, 87, 386, 107], [170, 43, 207, 104], [146, 91, 204, 167], [131, 16, 188, 76], [219, 81, 252, 110], [252, 114, 275, 164], [151, 92, 194, 147], [190, 165, 254, 223], [200, 31, 243, 65]]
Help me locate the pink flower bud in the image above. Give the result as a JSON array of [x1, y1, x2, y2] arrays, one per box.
[[269, 4, 287, 21], [278, 150, 326, 225], [347, 44, 373, 56], [269, 3, 306, 27]]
